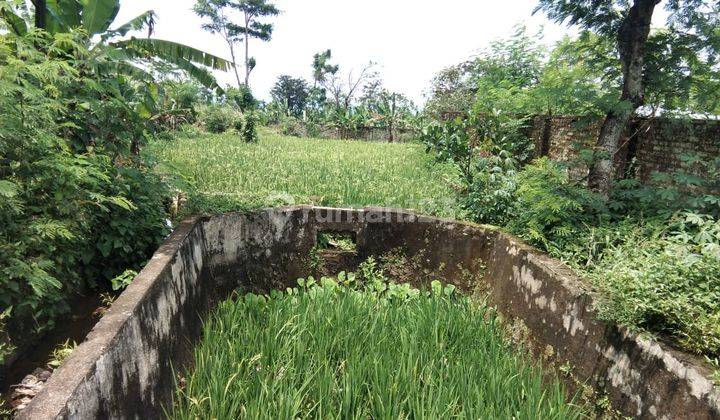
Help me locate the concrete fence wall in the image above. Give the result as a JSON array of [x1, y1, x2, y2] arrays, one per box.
[[19, 207, 720, 419]]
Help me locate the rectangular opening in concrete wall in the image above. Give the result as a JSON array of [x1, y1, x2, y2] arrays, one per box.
[[316, 230, 357, 252]]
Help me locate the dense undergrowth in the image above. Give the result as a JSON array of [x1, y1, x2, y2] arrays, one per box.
[[0, 30, 171, 358], [0, 1, 259, 365], [171, 269, 584, 419], [423, 113, 720, 358]]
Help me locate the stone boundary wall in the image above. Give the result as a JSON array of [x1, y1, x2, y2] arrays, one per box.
[[18, 207, 720, 419], [316, 126, 417, 142], [528, 115, 720, 181], [271, 123, 417, 142]]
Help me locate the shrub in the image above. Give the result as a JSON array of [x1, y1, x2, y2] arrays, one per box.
[[199, 105, 236, 133], [304, 120, 322, 138], [224, 85, 257, 111], [279, 115, 306, 137], [613, 154, 720, 219], [86, 164, 171, 282], [462, 152, 519, 226], [589, 213, 720, 356], [421, 111, 532, 225], [0, 30, 169, 351], [152, 81, 208, 132], [233, 115, 245, 132], [504, 159, 602, 256], [241, 112, 259, 143]]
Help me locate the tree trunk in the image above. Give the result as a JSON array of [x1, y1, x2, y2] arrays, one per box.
[[244, 12, 250, 87], [227, 41, 242, 88], [588, 0, 659, 197], [32, 0, 47, 29]]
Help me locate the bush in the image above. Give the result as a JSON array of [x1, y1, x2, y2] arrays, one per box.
[[87, 164, 171, 282], [507, 158, 603, 256], [199, 105, 236, 133], [0, 30, 169, 354], [233, 115, 245, 132], [224, 85, 257, 111], [421, 111, 532, 225], [612, 154, 720, 219], [152, 81, 209, 131], [589, 213, 720, 356], [240, 112, 259, 143], [279, 115, 306, 137]]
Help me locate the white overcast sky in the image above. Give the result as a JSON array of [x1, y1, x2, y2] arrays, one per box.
[[115, 1, 572, 104]]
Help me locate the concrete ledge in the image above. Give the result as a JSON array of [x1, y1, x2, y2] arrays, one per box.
[[18, 207, 720, 419]]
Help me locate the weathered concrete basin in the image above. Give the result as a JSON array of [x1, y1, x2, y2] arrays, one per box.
[[19, 206, 720, 419]]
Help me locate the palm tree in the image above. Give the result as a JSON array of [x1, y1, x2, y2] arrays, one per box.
[[2, 0, 231, 91]]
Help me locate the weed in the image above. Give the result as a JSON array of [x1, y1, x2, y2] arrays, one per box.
[[707, 356, 720, 386], [171, 274, 584, 419], [317, 232, 356, 252], [47, 340, 76, 369]]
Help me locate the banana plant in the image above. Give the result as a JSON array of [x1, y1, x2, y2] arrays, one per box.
[[2, 0, 231, 91]]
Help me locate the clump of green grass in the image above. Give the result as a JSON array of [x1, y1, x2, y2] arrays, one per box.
[[149, 129, 459, 217], [170, 274, 584, 419]]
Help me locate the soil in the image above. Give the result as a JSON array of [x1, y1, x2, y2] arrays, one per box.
[[1, 293, 107, 413]]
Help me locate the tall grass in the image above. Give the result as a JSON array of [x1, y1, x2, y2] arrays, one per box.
[[149, 129, 459, 216], [170, 280, 584, 419]]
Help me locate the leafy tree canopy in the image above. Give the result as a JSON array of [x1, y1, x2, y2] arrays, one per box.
[[271, 75, 310, 117]]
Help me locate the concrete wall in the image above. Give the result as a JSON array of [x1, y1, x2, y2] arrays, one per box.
[[19, 207, 720, 419]]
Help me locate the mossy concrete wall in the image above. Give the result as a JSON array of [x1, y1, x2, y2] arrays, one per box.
[[19, 206, 720, 419]]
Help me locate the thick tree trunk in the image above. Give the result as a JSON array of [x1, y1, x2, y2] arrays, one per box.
[[32, 0, 47, 29], [588, 0, 659, 197]]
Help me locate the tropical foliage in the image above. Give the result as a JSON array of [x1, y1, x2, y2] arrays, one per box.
[[0, 0, 231, 363], [422, 108, 720, 357], [421, 26, 720, 355], [262, 54, 420, 141]]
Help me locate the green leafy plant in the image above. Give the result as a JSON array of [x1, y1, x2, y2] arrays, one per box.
[[507, 158, 603, 256], [172, 272, 584, 419], [613, 154, 720, 219], [421, 110, 532, 225], [317, 232, 356, 252], [589, 213, 720, 357], [706, 356, 720, 386], [111, 269, 138, 291], [47, 339, 76, 369], [199, 105, 236, 133], [0, 307, 14, 364], [240, 112, 259, 143], [0, 22, 171, 347]]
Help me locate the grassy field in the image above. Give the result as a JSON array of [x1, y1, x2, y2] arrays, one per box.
[[159, 130, 584, 419], [170, 277, 584, 419], [150, 129, 460, 217]]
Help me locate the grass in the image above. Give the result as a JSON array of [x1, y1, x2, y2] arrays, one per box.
[[149, 129, 459, 217], [170, 276, 584, 419]]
